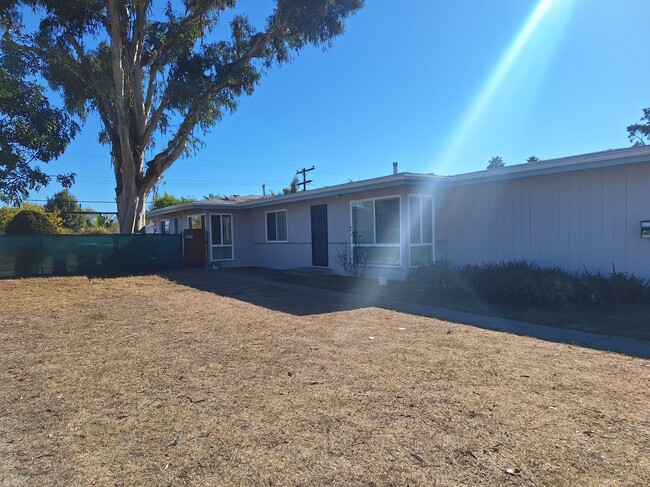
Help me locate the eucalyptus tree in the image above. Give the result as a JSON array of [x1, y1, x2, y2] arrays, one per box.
[[2, 0, 363, 231], [0, 10, 78, 205]]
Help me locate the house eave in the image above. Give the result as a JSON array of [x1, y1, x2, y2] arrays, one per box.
[[146, 146, 650, 218]]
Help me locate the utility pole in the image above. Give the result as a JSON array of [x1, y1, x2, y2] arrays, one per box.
[[296, 165, 315, 192]]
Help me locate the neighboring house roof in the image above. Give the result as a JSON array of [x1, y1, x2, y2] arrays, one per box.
[[147, 145, 650, 217]]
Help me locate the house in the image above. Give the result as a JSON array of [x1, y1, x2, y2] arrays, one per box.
[[147, 145, 650, 279]]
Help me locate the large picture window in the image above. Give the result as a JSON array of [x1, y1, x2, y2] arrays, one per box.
[[351, 196, 401, 266], [266, 210, 287, 242], [210, 214, 233, 260], [409, 196, 433, 266]]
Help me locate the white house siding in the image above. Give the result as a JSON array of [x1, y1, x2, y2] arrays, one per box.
[[244, 187, 414, 279], [434, 162, 650, 278]]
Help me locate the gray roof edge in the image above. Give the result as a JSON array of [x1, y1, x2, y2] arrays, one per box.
[[147, 146, 650, 217]]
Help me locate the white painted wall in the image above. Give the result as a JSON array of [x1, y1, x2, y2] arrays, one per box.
[[435, 162, 650, 278]]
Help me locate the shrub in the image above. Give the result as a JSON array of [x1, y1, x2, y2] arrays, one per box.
[[337, 231, 368, 278], [0, 204, 64, 234], [408, 258, 470, 295], [410, 259, 650, 308], [5, 210, 61, 235]]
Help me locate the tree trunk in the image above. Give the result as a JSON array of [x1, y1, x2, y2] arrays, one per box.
[[116, 176, 150, 233]]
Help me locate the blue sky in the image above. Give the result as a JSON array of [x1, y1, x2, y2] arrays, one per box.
[[25, 0, 650, 211]]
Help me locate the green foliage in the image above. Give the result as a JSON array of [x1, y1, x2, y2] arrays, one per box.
[[44, 189, 84, 231], [410, 260, 650, 308], [526, 156, 540, 163], [0, 203, 64, 233], [282, 176, 299, 194], [408, 257, 470, 295], [0, 38, 78, 204], [5, 209, 61, 235], [203, 193, 225, 200], [486, 155, 505, 169], [150, 192, 195, 210], [2, 0, 363, 231], [627, 108, 650, 146]]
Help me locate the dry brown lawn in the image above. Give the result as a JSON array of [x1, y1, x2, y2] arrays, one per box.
[[0, 271, 648, 486]]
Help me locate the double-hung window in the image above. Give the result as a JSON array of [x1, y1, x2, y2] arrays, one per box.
[[351, 196, 401, 266], [210, 214, 233, 260], [161, 220, 171, 234], [266, 210, 287, 242], [409, 196, 433, 266]]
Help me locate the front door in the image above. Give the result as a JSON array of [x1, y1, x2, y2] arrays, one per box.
[[311, 204, 329, 267], [183, 229, 206, 268]]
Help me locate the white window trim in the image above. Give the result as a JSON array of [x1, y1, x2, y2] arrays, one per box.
[[188, 213, 205, 230], [408, 194, 435, 267], [265, 209, 288, 243], [160, 219, 171, 234], [209, 213, 234, 261], [349, 194, 402, 267]]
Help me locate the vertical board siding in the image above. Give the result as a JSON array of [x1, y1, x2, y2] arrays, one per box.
[[436, 162, 650, 278]]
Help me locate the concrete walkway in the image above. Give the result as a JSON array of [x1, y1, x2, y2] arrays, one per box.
[[217, 268, 650, 359]]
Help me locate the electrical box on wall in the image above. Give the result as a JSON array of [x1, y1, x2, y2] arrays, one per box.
[[641, 221, 650, 238]]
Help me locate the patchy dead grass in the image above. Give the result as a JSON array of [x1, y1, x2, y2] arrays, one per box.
[[0, 271, 648, 486]]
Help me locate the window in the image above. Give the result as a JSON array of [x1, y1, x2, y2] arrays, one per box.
[[351, 196, 401, 266], [161, 220, 171, 234], [409, 196, 433, 266], [173, 217, 181, 234], [266, 210, 287, 242], [210, 214, 233, 260], [188, 215, 205, 229]]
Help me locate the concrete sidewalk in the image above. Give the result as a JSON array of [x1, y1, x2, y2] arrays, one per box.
[[217, 268, 650, 359]]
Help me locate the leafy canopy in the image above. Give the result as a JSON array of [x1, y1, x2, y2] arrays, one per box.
[[486, 155, 505, 170], [0, 37, 78, 205], [627, 108, 650, 146], [44, 189, 85, 231], [1, 0, 364, 232], [150, 191, 195, 210]]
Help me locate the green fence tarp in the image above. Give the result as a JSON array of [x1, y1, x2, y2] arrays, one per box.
[[0, 234, 183, 278]]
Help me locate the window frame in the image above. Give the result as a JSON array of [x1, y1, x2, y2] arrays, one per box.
[[160, 219, 171, 234], [209, 213, 234, 261], [349, 194, 402, 267], [408, 194, 434, 267], [188, 214, 205, 230], [265, 209, 288, 243]]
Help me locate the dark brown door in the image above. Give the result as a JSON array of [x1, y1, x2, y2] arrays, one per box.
[[311, 204, 329, 267], [183, 229, 206, 268]]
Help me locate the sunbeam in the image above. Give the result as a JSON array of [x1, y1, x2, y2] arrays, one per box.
[[435, 0, 577, 173]]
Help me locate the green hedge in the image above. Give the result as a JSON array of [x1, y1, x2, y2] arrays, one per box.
[[408, 260, 650, 308]]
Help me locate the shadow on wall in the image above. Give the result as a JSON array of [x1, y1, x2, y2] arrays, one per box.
[[161, 268, 371, 317]]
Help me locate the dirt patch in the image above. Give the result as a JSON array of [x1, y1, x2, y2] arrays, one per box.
[[1, 271, 648, 486], [282, 274, 650, 340]]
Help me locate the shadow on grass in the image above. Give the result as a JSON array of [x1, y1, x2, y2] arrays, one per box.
[[161, 268, 374, 316], [160, 267, 650, 358]]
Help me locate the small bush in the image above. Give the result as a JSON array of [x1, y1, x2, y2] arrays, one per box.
[[337, 231, 369, 278], [408, 258, 470, 295], [0, 204, 63, 234], [5, 210, 61, 235]]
